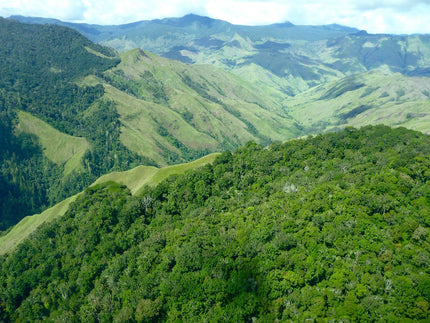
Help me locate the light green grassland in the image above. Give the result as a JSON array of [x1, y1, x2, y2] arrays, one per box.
[[92, 152, 219, 195], [0, 153, 220, 255], [287, 72, 430, 134], [84, 46, 118, 59], [17, 111, 90, 175], [104, 84, 218, 165]]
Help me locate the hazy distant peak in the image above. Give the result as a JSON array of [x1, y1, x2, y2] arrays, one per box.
[[268, 21, 295, 28]]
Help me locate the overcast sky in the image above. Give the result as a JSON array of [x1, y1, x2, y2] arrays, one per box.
[[1, 0, 430, 34]]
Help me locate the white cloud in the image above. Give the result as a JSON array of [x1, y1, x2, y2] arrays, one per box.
[[1, 0, 430, 34], [78, 0, 208, 25], [206, 0, 290, 25], [1, 0, 86, 20]]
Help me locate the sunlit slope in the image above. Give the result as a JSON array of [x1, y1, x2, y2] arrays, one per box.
[[0, 153, 219, 255], [287, 72, 430, 134], [17, 111, 90, 175], [92, 49, 300, 165], [91, 153, 220, 194]]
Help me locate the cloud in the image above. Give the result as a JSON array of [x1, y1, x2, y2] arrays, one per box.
[[205, 0, 290, 25], [1, 0, 430, 33], [77, 0, 208, 25], [1, 0, 87, 21], [353, 0, 428, 10]]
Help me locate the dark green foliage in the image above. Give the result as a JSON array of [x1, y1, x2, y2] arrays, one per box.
[[0, 101, 60, 229], [319, 76, 365, 100], [180, 74, 220, 103], [1, 125, 429, 321], [339, 105, 373, 120], [163, 49, 195, 64], [359, 86, 379, 98], [80, 99, 153, 174], [155, 124, 211, 164], [0, 18, 118, 92]]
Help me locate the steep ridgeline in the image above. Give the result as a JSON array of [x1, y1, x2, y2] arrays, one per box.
[[0, 126, 429, 321], [0, 18, 142, 230], [11, 14, 430, 95]]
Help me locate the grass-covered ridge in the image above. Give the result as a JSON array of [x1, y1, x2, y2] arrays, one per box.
[[1, 125, 429, 321], [0, 153, 219, 256]]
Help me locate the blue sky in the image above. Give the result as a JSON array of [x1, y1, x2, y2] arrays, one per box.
[[1, 0, 430, 34]]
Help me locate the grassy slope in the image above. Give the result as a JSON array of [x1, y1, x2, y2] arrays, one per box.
[[287, 71, 430, 134], [17, 111, 90, 175], [92, 152, 219, 194], [88, 49, 299, 165], [0, 153, 219, 255], [103, 84, 217, 164]]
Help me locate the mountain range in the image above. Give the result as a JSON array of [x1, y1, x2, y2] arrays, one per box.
[[11, 14, 430, 95], [0, 14, 429, 322]]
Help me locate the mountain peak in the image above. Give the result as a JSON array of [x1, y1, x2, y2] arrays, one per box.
[[270, 21, 295, 28]]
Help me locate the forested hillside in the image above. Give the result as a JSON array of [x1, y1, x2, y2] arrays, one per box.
[[0, 18, 148, 230], [1, 126, 429, 321]]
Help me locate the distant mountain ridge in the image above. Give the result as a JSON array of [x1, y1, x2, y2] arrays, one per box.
[[9, 14, 430, 95], [9, 14, 359, 41], [9, 14, 361, 94]]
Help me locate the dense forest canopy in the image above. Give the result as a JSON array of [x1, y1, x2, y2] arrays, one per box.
[[1, 125, 429, 321]]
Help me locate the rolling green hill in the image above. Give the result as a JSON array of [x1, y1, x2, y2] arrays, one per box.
[[286, 71, 430, 134], [1, 126, 429, 321]]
